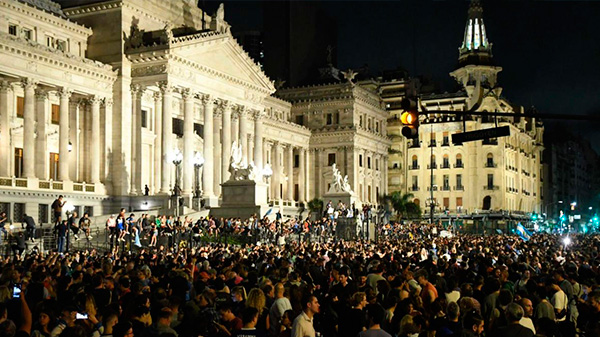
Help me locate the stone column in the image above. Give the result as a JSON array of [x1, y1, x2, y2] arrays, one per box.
[[182, 88, 195, 195], [316, 149, 322, 197], [253, 111, 263, 169], [21, 78, 37, 178], [287, 145, 294, 201], [201, 95, 215, 199], [35, 88, 48, 180], [90, 96, 101, 184], [103, 98, 113, 184], [213, 108, 222, 196], [130, 84, 144, 194], [0, 81, 12, 177], [221, 100, 232, 182], [58, 89, 72, 182], [299, 148, 306, 202], [272, 141, 281, 200], [69, 101, 80, 182], [153, 92, 162, 194], [231, 109, 239, 144], [238, 107, 249, 164], [159, 82, 173, 194]]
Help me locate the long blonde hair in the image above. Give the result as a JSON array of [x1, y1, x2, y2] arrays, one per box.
[[246, 288, 266, 310]]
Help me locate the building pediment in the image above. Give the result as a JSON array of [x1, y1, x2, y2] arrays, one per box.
[[172, 35, 274, 93], [128, 31, 274, 97]]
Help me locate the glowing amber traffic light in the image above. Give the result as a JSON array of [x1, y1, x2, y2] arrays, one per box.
[[400, 97, 419, 139]]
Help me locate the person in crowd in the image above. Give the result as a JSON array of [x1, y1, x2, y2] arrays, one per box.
[[291, 294, 320, 337], [22, 213, 36, 242]]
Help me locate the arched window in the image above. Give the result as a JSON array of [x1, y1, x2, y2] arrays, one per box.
[[443, 154, 450, 168], [483, 196, 491, 210], [412, 155, 418, 169], [456, 154, 463, 168], [487, 153, 494, 167]]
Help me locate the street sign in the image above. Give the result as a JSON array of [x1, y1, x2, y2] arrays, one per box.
[[452, 126, 510, 144]]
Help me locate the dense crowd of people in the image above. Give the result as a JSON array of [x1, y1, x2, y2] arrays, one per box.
[[0, 208, 599, 337]]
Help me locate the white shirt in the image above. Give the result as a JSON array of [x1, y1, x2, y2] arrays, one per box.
[[552, 289, 568, 322], [519, 317, 536, 334], [291, 311, 315, 337]]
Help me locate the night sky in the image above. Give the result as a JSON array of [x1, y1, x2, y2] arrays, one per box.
[[209, 0, 600, 151]]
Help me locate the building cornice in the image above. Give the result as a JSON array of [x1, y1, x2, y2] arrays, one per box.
[[0, 33, 116, 83], [1, 0, 92, 36]]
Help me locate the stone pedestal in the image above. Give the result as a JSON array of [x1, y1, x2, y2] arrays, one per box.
[[322, 191, 360, 210], [210, 180, 270, 219]]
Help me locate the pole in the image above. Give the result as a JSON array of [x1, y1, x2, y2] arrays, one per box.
[[430, 124, 434, 225]]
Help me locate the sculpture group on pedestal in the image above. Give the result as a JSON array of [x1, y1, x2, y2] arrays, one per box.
[[228, 141, 260, 181], [329, 163, 353, 194]]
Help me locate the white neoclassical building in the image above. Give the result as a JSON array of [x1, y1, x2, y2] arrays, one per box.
[[385, 0, 544, 228], [0, 0, 387, 223]]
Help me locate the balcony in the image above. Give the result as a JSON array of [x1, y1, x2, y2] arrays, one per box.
[[409, 141, 420, 148], [428, 141, 437, 147], [411, 186, 419, 191], [441, 186, 451, 191], [441, 140, 450, 147], [427, 164, 437, 169], [454, 163, 464, 168], [485, 162, 497, 168], [410, 165, 420, 170], [454, 186, 464, 191], [441, 163, 451, 169], [483, 185, 499, 191], [427, 186, 438, 191]]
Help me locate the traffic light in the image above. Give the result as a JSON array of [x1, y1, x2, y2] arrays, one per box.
[[400, 97, 419, 139]]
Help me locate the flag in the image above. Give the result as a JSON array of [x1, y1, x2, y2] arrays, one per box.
[[516, 223, 532, 241], [263, 208, 273, 218]]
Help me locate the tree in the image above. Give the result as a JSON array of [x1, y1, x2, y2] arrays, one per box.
[[307, 198, 324, 216], [382, 191, 421, 220]]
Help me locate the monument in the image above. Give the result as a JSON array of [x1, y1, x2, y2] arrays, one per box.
[[322, 163, 358, 208], [210, 141, 270, 219]]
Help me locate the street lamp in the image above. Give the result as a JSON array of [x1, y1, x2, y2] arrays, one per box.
[[543, 200, 563, 219], [172, 148, 183, 218], [193, 152, 205, 199], [262, 164, 273, 201], [64, 203, 75, 253]]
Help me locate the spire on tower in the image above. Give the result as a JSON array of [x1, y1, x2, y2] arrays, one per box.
[[458, 0, 493, 66]]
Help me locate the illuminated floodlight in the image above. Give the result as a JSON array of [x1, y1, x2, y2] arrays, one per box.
[[562, 237, 572, 246]]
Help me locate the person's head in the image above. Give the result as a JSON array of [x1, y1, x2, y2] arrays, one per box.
[[83, 212, 89, 218], [281, 309, 294, 329], [498, 289, 513, 307], [246, 288, 266, 310], [241, 307, 259, 327], [519, 298, 534, 317], [157, 307, 173, 325], [71, 211, 77, 218], [364, 304, 385, 327], [415, 269, 429, 286], [112, 321, 133, 337], [462, 311, 484, 336], [447, 301, 460, 321], [0, 320, 16, 337], [587, 291, 600, 312], [218, 304, 236, 322], [351, 292, 368, 309], [504, 303, 524, 323], [274, 283, 285, 298], [302, 294, 320, 316], [58, 195, 64, 201], [103, 312, 119, 331]]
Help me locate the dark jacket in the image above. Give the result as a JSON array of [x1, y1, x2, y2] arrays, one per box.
[[492, 323, 534, 337], [23, 215, 35, 229]]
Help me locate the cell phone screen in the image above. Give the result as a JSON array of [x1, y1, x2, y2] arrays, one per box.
[[76, 313, 88, 320], [13, 286, 21, 298]]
